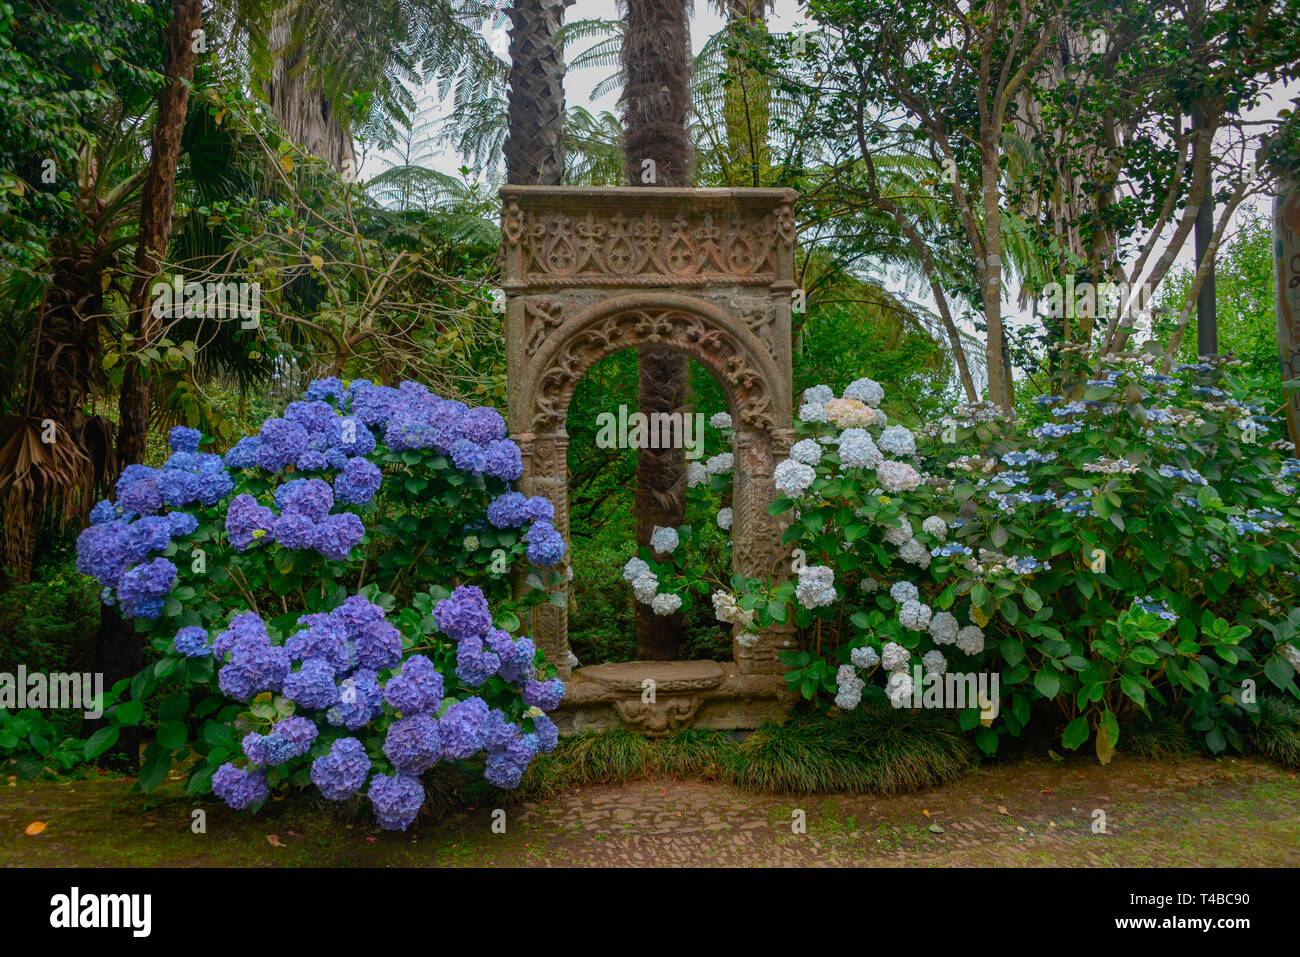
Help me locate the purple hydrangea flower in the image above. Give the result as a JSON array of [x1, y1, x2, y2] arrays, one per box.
[[354, 618, 402, 671], [76, 520, 134, 588], [168, 426, 202, 453], [522, 677, 565, 711], [524, 497, 555, 522], [224, 436, 262, 469], [525, 521, 566, 567], [275, 478, 334, 522], [305, 376, 347, 406], [173, 626, 211, 658], [532, 713, 559, 754], [337, 419, 377, 457], [116, 557, 178, 619], [272, 715, 318, 756], [273, 512, 319, 551], [434, 586, 492, 642], [225, 493, 276, 551], [254, 418, 310, 471], [311, 737, 371, 800], [449, 438, 486, 474], [212, 763, 268, 810], [383, 713, 442, 775], [482, 440, 523, 481], [282, 658, 341, 711], [486, 491, 529, 528], [455, 636, 501, 687], [285, 616, 351, 673], [326, 669, 384, 729], [350, 382, 399, 427], [367, 773, 424, 830], [382, 655, 445, 715], [334, 457, 383, 505], [459, 406, 507, 444], [116, 466, 163, 517], [88, 500, 119, 525], [315, 512, 365, 561], [439, 696, 489, 759], [296, 450, 328, 471]]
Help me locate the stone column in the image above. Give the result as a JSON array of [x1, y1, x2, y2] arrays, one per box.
[[514, 429, 573, 680], [1275, 183, 1300, 455]]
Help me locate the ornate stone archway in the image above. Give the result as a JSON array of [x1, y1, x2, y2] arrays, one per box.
[[501, 186, 799, 732]]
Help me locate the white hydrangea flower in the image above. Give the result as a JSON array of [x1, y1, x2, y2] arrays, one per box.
[[798, 401, 828, 423], [1283, 643, 1300, 670], [837, 664, 859, 686], [922, 650, 947, 675], [955, 625, 985, 655], [921, 515, 948, 540], [686, 461, 709, 488], [899, 599, 932, 631], [875, 409, 888, 427], [885, 670, 914, 706], [712, 590, 739, 623], [843, 377, 884, 407], [876, 459, 923, 493], [881, 641, 910, 672], [795, 564, 837, 608], [889, 581, 919, 603], [850, 645, 880, 670], [837, 428, 882, 469], [928, 611, 960, 645], [709, 411, 732, 430], [898, 538, 931, 568], [774, 459, 817, 497], [878, 425, 916, 456], [790, 438, 823, 466], [622, 557, 650, 582], [835, 684, 863, 710], [716, 507, 733, 531], [803, 384, 835, 405], [631, 571, 658, 603], [884, 519, 913, 546], [859, 577, 879, 594], [651, 592, 682, 616], [825, 398, 878, 429], [706, 452, 734, 475], [649, 525, 680, 556]]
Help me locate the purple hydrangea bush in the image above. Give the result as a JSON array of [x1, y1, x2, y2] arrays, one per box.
[[76, 380, 569, 829]]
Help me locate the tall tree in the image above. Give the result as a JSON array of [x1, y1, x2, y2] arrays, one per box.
[[505, 0, 570, 185], [265, 5, 357, 173], [620, 0, 693, 660]]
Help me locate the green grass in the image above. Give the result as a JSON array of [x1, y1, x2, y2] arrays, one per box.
[[723, 703, 977, 795], [1249, 696, 1300, 768], [1120, 712, 1198, 760]]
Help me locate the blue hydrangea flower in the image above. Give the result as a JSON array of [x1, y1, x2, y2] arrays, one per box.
[[383, 713, 442, 775], [333, 457, 383, 505], [459, 406, 507, 444], [283, 658, 341, 710], [483, 440, 523, 481], [224, 436, 262, 469], [116, 557, 178, 619], [382, 655, 445, 715], [168, 426, 203, 453], [225, 493, 276, 551], [311, 737, 371, 800], [524, 496, 555, 522], [367, 772, 424, 830], [305, 376, 347, 406], [354, 618, 402, 671], [487, 491, 529, 528], [173, 626, 211, 658], [254, 418, 310, 471], [273, 512, 319, 551], [439, 696, 489, 759], [449, 438, 486, 474], [455, 636, 501, 687], [522, 677, 565, 711], [315, 512, 365, 561], [532, 713, 559, 753], [116, 465, 163, 517], [525, 521, 566, 567], [434, 586, 492, 642], [326, 669, 384, 729], [212, 763, 268, 810]]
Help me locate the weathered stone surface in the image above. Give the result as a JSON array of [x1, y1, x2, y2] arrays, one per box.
[[500, 186, 799, 731]]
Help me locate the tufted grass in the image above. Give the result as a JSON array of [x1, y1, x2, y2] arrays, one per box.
[[1249, 696, 1300, 768]]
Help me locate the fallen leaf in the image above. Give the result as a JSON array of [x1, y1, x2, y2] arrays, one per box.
[[922, 809, 930, 817], [266, 834, 282, 847], [928, 824, 945, 834], [1048, 821, 1057, 828], [1015, 826, 1026, 833], [1040, 788, 1054, 794], [25, 821, 46, 835], [997, 806, 1010, 816]]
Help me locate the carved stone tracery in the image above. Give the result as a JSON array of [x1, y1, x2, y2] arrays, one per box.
[[501, 186, 799, 728]]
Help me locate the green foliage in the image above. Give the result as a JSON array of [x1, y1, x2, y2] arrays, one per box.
[[725, 704, 976, 795], [1249, 695, 1300, 768]]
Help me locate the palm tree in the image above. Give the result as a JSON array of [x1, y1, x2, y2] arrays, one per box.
[[504, 0, 570, 185], [620, 0, 694, 661]]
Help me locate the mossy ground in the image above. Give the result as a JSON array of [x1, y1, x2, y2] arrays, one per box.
[[5, 751, 1297, 867]]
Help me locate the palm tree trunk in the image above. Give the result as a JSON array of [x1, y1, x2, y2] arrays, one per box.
[[505, 0, 570, 185], [266, 6, 357, 173], [118, 0, 203, 469], [621, 0, 693, 661], [720, 0, 770, 186]]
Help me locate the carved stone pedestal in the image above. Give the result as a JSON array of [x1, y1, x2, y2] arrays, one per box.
[[553, 660, 794, 736]]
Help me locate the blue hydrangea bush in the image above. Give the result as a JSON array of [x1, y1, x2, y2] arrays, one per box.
[[76, 378, 569, 829], [702, 358, 1300, 761]]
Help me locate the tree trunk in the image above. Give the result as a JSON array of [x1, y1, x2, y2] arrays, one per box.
[[721, 0, 770, 187], [505, 0, 570, 185], [118, 0, 203, 469], [621, 0, 693, 660], [265, 7, 357, 173]]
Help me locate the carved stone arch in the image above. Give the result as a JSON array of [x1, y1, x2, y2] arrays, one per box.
[[501, 186, 798, 732]]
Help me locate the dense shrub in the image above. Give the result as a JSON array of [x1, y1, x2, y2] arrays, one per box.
[[74, 378, 569, 828]]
